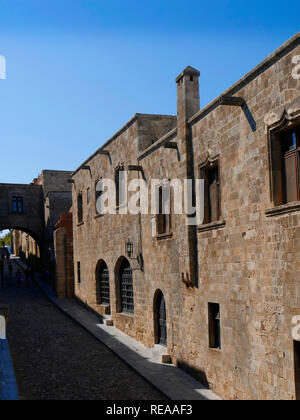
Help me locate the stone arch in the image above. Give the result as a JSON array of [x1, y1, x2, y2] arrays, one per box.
[[114, 256, 134, 314], [1, 226, 42, 254], [95, 259, 110, 309], [0, 226, 44, 271], [153, 289, 167, 346]]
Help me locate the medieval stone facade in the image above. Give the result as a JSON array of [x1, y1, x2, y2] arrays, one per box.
[[53, 210, 74, 299], [71, 33, 300, 400], [9, 170, 72, 270]]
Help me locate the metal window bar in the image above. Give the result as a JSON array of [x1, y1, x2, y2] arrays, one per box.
[[120, 265, 134, 314], [99, 267, 110, 305]]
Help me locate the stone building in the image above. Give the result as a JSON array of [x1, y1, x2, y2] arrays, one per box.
[[53, 209, 74, 299], [71, 33, 300, 400], [9, 170, 73, 271]]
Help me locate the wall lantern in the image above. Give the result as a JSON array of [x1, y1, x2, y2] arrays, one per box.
[[126, 241, 134, 259], [125, 240, 144, 271]]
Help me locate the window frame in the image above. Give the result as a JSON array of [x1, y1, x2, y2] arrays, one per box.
[[12, 196, 24, 214], [77, 261, 81, 284], [115, 164, 126, 209], [119, 260, 134, 315], [208, 302, 221, 350], [97, 262, 110, 306], [199, 158, 221, 225], [156, 184, 172, 236], [269, 123, 300, 206], [77, 192, 83, 224]]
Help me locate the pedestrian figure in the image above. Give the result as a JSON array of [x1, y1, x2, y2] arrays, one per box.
[[16, 269, 22, 288]]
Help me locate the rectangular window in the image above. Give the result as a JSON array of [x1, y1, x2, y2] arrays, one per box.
[[115, 165, 126, 208], [271, 125, 300, 205], [77, 193, 83, 223], [156, 185, 171, 235], [201, 162, 220, 224], [87, 187, 90, 204], [95, 179, 103, 214], [295, 341, 300, 400], [77, 262, 81, 284], [12, 197, 23, 213], [282, 128, 300, 204], [208, 303, 221, 349]]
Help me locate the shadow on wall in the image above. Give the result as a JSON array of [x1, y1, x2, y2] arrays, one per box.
[[242, 102, 257, 132], [177, 360, 209, 389]]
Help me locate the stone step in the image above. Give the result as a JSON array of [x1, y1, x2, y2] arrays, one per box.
[[104, 315, 113, 327], [151, 344, 172, 364]]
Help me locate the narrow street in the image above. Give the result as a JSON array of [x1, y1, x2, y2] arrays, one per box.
[[0, 259, 165, 400]]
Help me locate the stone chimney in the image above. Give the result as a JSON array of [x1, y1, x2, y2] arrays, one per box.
[[176, 66, 200, 123], [175, 66, 200, 288]]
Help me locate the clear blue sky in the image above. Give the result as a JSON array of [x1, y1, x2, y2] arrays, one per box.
[[0, 0, 299, 184]]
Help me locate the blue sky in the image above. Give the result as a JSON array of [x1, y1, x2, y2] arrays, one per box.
[[0, 0, 299, 184]]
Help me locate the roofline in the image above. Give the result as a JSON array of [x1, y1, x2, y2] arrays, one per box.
[[188, 31, 300, 126], [41, 170, 73, 173], [139, 31, 300, 160], [0, 183, 42, 188], [72, 32, 299, 172], [71, 113, 175, 177]]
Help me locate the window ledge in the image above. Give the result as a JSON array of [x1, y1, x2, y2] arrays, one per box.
[[117, 312, 134, 318], [265, 202, 300, 217], [77, 221, 84, 227], [209, 347, 222, 353], [197, 220, 226, 233], [156, 232, 173, 241]]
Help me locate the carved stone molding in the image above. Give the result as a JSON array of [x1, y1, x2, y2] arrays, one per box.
[[264, 97, 300, 134]]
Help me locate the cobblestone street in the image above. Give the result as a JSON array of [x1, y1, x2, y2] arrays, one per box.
[[0, 260, 165, 400]]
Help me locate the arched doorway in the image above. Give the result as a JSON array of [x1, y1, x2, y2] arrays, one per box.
[[96, 260, 110, 309], [154, 290, 167, 346]]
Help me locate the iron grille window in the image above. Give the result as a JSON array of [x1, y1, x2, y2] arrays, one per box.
[[12, 196, 24, 213], [120, 260, 134, 314], [201, 163, 220, 224], [208, 303, 221, 349], [98, 264, 110, 305], [282, 127, 300, 204]]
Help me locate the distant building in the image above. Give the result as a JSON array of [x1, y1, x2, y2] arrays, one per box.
[[9, 170, 73, 274]]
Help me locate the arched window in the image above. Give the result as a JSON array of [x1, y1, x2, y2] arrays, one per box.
[[154, 290, 167, 346], [96, 261, 110, 305], [119, 259, 134, 314]]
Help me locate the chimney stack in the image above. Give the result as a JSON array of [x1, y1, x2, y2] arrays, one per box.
[[176, 66, 200, 123]]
